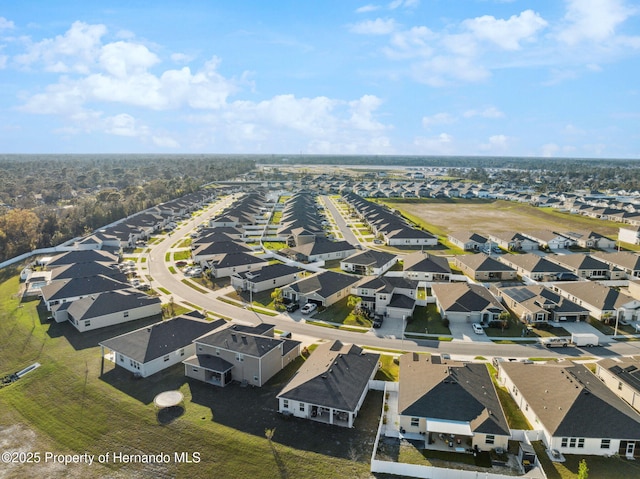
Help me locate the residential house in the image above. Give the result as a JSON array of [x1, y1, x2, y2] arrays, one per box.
[[496, 284, 589, 324], [552, 282, 640, 321], [184, 323, 300, 387], [282, 271, 362, 308], [431, 282, 505, 324], [521, 230, 574, 250], [403, 251, 451, 282], [282, 238, 357, 263], [447, 231, 488, 252], [208, 252, 270, 279], [619, 226, 640, 246], [276, 340, 379, 428], [44, 250, 119, 268], [545, 253, 625, 280], [230, 264, 304, 293], [42, 275, 132, 314], [488, 232, 539, 252], [497, 253, 572, 281], [591, 251, 640, 279], [65, 289, 162, 332], [595, 358, 640, 413], [192, 240, 252, 266], [340, 250, 398, 276], [499, 361, 640, 458], [397, 353, 510, 452], [353, 276, 419, 320], [99, 312, 226, 378], [561, 231, 616, 250], [454, 254, 517, 282]]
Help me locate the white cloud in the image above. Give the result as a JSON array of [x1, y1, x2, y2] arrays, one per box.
[[349, 18, 398, 35], [104, 113, 148, 137], [463, 9, 548, 50], [541, 143, 559, 157], [480, 134, 509, 151], [422, 112, 456, 128], [356, 4, 380, 13], [152, 135, 180, 148], [171, 52, 194, 64], [348, 95, 387, 131], [389, 0, 420, 10], [414, 133, 454, 154], [15, 21, 107, 74], [0, 17, 15, 30], [558, 0, 634, 45], [99, 41, 159, 78], [463, 106, 504, 118], [410, 55, 490, 86]]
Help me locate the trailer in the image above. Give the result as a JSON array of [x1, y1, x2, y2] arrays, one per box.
[[570, 333, 599, 347]]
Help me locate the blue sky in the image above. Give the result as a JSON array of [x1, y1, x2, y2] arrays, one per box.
[[1, 1, 639, 157]]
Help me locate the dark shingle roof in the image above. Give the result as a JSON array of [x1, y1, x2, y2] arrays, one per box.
[[67, 289, 161, 321], [100, 312, 226, 363], [277, 340, 380, 412], [398, 355, 509, 436], [287, 271, 361, 299]]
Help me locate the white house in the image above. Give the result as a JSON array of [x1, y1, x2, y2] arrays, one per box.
[[99, 312, 226, 378]]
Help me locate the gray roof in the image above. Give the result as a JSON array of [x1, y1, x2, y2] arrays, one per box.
[[46, 250, 119, 267], [499, 254, 570, 274], [183, 354, 234, 373], [235, 264, 303, 283], [358, 275, 418, 294], [403, 251, 451, 274], [100, 312, 226, 363], [277, 340, 380, 412], [342, 250, 397, 268], [195, 324, 284, 357], [432, 282, 504, 314], [456, 254, 516, 273], [67, 289, 161, 321], [398, 354, 509, 436], [388, 293, 416, 310], [49, 262, 126, 282], [209, 252, 268, 269], [287, 271, 361, 299], [501, 362, 640, 439], [598, 358, 640, 394], [554, 281, 635, 310], [41, 275, 131, 302]]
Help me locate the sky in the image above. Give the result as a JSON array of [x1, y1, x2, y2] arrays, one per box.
[[1, 1, 639, 158]]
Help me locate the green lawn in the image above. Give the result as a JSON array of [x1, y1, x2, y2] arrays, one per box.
[[313, 297, 372, 328], [486, 364, 531, 430], [405, 305, 451, 335], [173, 250, 191, 261], [0, 273, 377, 478]]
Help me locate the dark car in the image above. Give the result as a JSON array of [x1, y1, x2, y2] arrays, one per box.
[[286, 302, 300, 313], [372, 316, 383, 328]]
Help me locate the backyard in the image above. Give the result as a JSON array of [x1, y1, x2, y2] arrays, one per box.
[[0, 272, 380, 479]]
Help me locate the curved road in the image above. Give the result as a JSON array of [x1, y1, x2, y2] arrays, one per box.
[[146, 197, 640, 360]]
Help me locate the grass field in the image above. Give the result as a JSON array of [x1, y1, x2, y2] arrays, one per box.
[[379, 199, 620, 238], [0, 272, 380, 478]]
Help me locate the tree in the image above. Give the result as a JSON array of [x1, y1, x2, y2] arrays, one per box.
[[577, 459, 589, 479], [498, 311, 511, 332], [270, 287, 283, 305]]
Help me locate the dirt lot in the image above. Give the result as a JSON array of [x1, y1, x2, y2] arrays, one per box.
[[384, 199, 619, 237]]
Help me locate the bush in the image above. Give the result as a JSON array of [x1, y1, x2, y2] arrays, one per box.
[[442, 318, 450, 327]]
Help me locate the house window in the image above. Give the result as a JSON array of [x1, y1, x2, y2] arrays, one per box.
[[486, 435, 495, 445], [163, 355, 170, 362], [216, 349, 220, 356], [618, 381, 623, 390], [283, 400, 289, 409], [192, 368, 198, 373], [299, 404, 305, 412], [119, 354, 124, 362], [601, 439, 611, 449], [84, 320, 91, 328], [236, 354, 243, 362], [179, 348, 185, 356], [123, 311, 129, 318], [410, 417, 419, 427], [561, 438, 568, 448], [569, 438, 576, 448], [577, 438, 585, 448]]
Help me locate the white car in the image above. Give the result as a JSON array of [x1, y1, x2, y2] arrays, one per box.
[[472, 323, 484, 334], [300, 303, 318, 315]]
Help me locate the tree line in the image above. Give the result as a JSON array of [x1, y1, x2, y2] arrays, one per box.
[[0, 155, 255, 262]]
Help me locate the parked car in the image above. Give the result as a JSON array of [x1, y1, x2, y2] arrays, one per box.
[[372, 316, 383, 328], [373, 239, 383, 245], [472, 323, 484, 334], [301, 303, 318, 315], [285, 302, 300, 313]]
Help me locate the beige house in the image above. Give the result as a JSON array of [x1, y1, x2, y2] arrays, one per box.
[[397, 354, 510, 452], [453, 254, 517, 282], [595, 358, 640, 413], [184, 323, 300, 387]]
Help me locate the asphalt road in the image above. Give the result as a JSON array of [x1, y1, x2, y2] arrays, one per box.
[[321, 195, 360, 246], [146, 195, 640, 360]]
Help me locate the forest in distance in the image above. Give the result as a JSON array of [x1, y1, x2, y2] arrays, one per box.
[[0, 153, 639, 263], [0, 155, 255, 262]]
